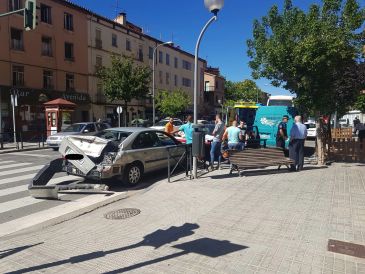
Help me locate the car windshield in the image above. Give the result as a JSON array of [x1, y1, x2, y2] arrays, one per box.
[[305, 124, 316, 129], [95, 130, 132, 143], [62, 124, 87, 132]]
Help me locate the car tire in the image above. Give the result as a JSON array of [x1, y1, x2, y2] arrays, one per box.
[[123, 163, 143, 186]]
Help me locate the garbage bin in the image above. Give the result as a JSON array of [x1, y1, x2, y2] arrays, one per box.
[[192, 124, 205, 158]]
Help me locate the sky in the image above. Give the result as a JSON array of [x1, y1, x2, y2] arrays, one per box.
[[71, 0, 360, 96]]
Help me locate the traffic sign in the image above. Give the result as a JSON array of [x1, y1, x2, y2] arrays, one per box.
[[116, 106, 123, 114]]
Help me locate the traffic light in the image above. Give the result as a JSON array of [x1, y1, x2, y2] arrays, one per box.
[[24, 0, 36, 31]]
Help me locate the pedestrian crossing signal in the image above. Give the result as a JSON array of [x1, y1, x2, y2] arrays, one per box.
[[24, 0, 37, 31]]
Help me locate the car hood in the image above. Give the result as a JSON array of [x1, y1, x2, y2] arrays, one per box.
[[150, 126, 164, 130]]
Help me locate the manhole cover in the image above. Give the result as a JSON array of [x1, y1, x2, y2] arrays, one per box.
[[104, 208, 141, 220]]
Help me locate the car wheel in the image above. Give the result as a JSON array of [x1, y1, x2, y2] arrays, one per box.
[[123, 163, 143, 186]]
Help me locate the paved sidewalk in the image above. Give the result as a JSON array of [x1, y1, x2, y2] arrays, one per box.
[[0, 142, 49, 154], [1, 163, 365, 273]]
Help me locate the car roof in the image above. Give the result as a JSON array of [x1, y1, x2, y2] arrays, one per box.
[[105, 127, 156, 133]]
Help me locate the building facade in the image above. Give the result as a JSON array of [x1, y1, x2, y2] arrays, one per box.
[[204, 67, 225, 117], [0, 0, 91, 133], [88, 12, 207, 126]]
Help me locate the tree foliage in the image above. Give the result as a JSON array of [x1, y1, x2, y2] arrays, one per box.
[[225, 79, 267, 103], [355, 93, 365, 112], [97, 55, 151, 103], [156, 89, 191, 117], [247, 0, 365, 116]]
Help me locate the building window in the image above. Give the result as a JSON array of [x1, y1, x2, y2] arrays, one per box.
[[95, 29, 102, 49], [41, 36, 52, 56], [9, 0, 22, 11], [12, 66, 24, 86], [43, 70, 53, 89], [174, 75, 178, 86], [66, 74, 74, 91], [138, 47, 144, 62], [126, 39, 131, 51], [148, 47, 153, 59], [64, 43, 74, 60], [10, 28, 23, 51], [112, 34, 117, 47], [40, 4, 52, 24], [182, 60, 192, 70], [159, 51, 163, 63], [159, 71, 163, 84], [96, 80, 103, 93], [96, 55, 102, 68], [64, 13, 74, 31], [182, 77, 191, 87], [166, 54, 170, 66], [166, 73, 170, 85], [174, 57, 178, 68]]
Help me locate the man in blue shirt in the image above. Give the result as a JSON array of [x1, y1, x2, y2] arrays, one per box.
[[173, 115, 193, 144], [222, 120, 243, 150], [289, 116, 308, 171]]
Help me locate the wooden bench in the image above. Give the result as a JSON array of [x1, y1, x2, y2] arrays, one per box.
[[228, 148, 295, 176]]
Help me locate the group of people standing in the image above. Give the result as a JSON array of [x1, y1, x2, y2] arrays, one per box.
[[276, 115, 307, 171]]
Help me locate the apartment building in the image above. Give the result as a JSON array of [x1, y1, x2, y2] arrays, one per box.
[[0, 0, 90, 132], [204, 67, 225, 116], [88, 12, 207, 125]]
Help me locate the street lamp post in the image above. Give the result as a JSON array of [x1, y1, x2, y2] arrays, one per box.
[[152, 41, 173, 125], [192, 0, 224, 179]]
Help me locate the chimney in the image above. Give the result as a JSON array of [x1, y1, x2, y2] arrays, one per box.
[[114, 12, 126, 25]]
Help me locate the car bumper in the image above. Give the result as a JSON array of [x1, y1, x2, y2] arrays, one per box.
[[46, 140, 62, 147], [63, 162, 124, 180]]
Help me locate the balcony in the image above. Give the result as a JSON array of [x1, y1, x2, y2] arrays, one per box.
[[95, 39, 102, 49]]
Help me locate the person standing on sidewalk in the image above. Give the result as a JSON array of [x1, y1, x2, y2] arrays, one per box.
[[165, 117, 174, 134], [222, 120, 243, 150], [276, 115, 289, 150], [289, 115, 307, 171], [209, 114, 225, 170], [172, 115, 193, 144]]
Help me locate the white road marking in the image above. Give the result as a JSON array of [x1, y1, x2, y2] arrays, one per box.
[[0, 173, 37, 186], [0, 192, 125, 238], [0, 175, 82, 197], [0, 165, 44, 177], [0, 162, 32, 170], [8, 153, 54, 158], [0, 161, 15, 165]]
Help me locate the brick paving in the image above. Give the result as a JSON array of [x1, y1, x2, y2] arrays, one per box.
[[1, 162, 365, 273]]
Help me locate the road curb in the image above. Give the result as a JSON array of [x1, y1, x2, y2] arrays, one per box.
[[0, 191, 128, 240]]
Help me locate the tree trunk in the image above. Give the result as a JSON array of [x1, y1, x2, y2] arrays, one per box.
[[316, 117, 330, 165]]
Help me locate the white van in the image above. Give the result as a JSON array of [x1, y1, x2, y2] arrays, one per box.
[[267, 95, 294, 107]]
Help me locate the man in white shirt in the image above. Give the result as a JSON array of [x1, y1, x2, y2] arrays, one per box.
[[289, 116, 307, 171]]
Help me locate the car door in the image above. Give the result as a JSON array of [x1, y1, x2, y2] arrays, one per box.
[[155, 131, 185, 167], [131, 131, 165, 172]]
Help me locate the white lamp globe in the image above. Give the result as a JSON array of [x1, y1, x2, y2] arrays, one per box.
[[204, 0, 224, 14]]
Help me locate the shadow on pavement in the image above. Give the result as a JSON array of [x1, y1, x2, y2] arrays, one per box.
[[209, 165, 329, 179], [0, 243, 43, 260], [6, 223, 247, 274]]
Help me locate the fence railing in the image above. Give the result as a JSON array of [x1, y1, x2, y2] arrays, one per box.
[[329, 138, 365, 163], [331, 128, 353, 139]]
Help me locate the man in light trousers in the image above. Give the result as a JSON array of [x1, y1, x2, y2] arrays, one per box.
[[209, 114, 225, 170]]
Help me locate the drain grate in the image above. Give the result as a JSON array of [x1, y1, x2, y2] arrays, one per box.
[[104, 208, 141, 220], [328, 239, 365, 258]]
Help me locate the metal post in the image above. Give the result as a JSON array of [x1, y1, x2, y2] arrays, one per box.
[[193, 15, 217, 179], [152, 47, 156, 125], [11, 92, 17, 148], [118, 112, 121, 127], [167, 148, 170, 183], [0, 9, 25, 18]]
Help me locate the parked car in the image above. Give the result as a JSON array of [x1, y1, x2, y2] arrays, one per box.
[[130, 119, 152, 127], [59, 128, 186, 185], [150, 118, 183, 132], [46, 122, 111, 150], [305, 122, 317, 139]]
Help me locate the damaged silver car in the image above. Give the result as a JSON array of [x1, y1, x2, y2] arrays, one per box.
[[59, 128, 186, 185]]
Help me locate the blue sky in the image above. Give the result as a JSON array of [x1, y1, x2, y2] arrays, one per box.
[[71, 0, 361, 96]]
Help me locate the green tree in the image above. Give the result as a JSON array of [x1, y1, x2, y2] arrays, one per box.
[[97, 55, 152, 126], [156, 89, 191, 118], [355, 94, 365, 113], [247, 0, 365, 164], [225, 79, 267, 103]]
